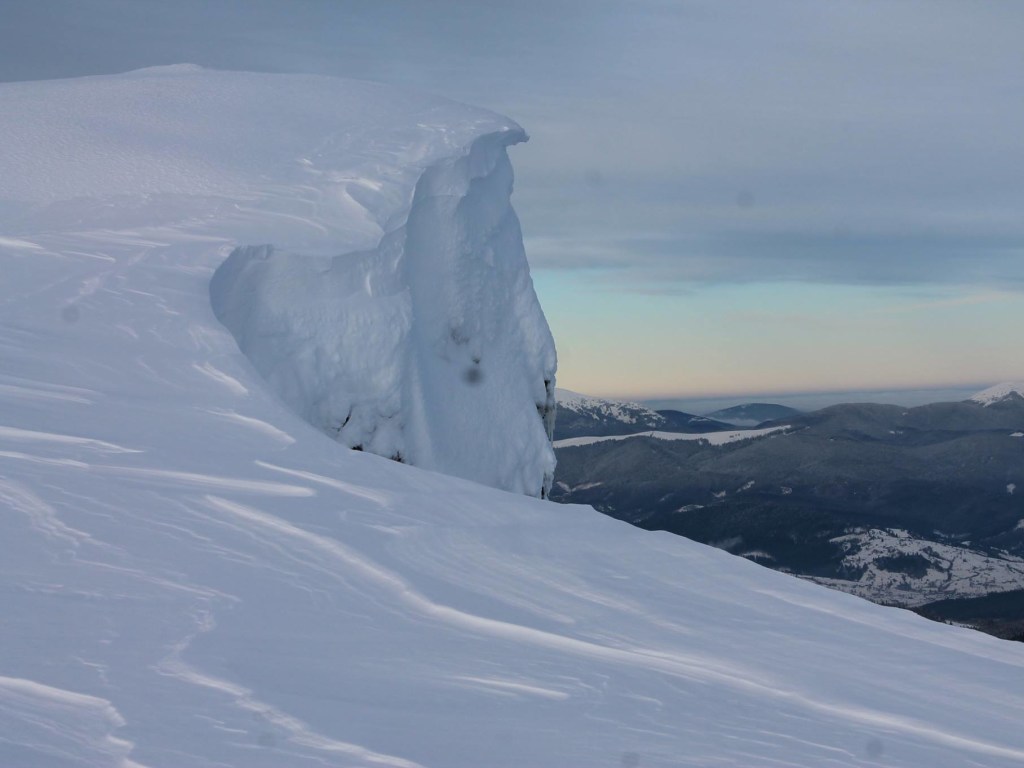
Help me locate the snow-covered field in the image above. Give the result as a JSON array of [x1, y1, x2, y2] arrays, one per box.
[[554, 425, 790, 449], [808, 528, 1024, 607], [3, 67, 1024, 767]]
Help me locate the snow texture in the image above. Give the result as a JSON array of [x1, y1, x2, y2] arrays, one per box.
[[7, 63, 557, 498], [3, 66, 1024, 767], [211, 136, 557, 498]]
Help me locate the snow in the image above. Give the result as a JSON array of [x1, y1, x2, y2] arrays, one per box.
[[4, 64, 557, 499], [810, 528, 1024, 606], [676, 504, 705, 513], [968, 381, 1024, 406], [210, 132, 558, 497], [554, 387, 665, 425], [554, 425, 789, 448], [3, 66, 1024, 767], [553, 387, 596, 405]]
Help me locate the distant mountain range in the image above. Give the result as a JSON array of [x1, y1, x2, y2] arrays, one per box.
[[704, 402, 803, 427], [551, 384, 1024, 639], [553, 388, 732, 440]]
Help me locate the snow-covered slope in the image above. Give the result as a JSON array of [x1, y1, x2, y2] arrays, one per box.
[[969, 381, 1024, 407], [4, 68, 1024, 767], [1, 64, 555, 498]]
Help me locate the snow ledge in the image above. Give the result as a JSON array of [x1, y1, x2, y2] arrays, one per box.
[[211, 128, 557, 497]]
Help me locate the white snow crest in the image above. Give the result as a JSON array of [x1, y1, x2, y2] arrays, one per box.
[[555, 388, 665, 425], [0, 676, 142, 768], [968, 381, 1024, 406], [211, 129, 557, 497]]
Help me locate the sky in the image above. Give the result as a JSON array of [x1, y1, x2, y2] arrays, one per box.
[[3, 0, 1022, 403]]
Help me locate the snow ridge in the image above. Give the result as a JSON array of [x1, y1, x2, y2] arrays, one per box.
[[0, 676, 141, 767]]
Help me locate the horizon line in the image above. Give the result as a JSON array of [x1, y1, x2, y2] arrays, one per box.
[[560, 380, 1008, 405]]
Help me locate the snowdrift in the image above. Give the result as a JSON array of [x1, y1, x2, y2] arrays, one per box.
[[210, 130, 556, 498], [3, 66, 1024, 767]]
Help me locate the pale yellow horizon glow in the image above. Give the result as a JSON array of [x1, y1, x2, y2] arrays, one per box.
[[536, 276, 1024, 401]]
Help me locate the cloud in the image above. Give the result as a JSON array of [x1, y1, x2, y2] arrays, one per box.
[[871, 291, 1022, 315], [526, 230, 1024, 290]]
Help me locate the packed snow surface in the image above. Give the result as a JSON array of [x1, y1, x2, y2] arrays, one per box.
[[3, 67, 1024, 767], [553, 425, 790, 449], [969, 381, 1024, 406]]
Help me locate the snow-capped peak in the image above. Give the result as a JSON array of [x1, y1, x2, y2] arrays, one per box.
[[555, 388, 663, 424], [968, 381, 1024, 406]]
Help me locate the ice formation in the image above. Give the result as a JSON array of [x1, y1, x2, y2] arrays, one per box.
[[211, 128, 557, 497], [4, 64, 556, 497]]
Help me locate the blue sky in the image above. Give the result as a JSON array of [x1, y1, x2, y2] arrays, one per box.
[[4, 0, 1022, 400]]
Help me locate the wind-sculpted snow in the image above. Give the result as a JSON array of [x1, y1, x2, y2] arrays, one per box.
[[3, 67, 1024, 767], [2, 63, 556, 496], [211, 130, 556, 497]]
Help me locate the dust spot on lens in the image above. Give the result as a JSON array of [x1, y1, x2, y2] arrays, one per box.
[[464, 366, 483, 385], [865, 737, 883, 759], [258, 731, 276, 748], [61, 305, 80, 323], [621, 752, 640, 767], [735, 189, 755, 209]]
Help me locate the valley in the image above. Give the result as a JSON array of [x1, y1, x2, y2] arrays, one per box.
[[551, 386, 1024, 638]]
